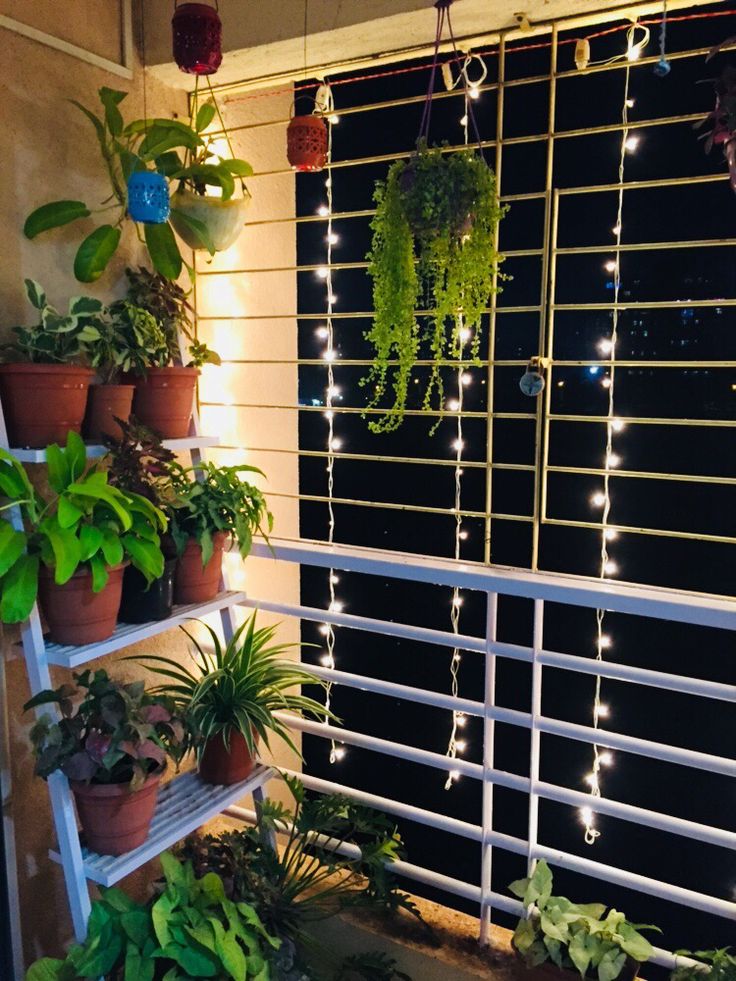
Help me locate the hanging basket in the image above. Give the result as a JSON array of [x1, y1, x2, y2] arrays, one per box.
[[170, 187, 251, 251], [287, 113, 328, 172], [172, 1, 222, 75], [127, 171, 170, 224]]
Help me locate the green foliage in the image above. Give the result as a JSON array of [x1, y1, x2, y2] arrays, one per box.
[[85, 301, 169, 382], [166, 460, 273, 564], [0, 431, 167, 623], [104, 417, 177, 507], [129, 612, 334, 760], [362, 141, 505, 433], [24, 850, 278, 980], [672, 949, 736, 981], [333, 952, 411, 981], [1, 279, 105, 364], [508, 860, 659, 981], [23, 669, 186, 789], [179, 775, 421, 979], [23, 88, 252, 282]]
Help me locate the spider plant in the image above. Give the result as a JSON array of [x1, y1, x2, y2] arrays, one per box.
[[128, 612, 335, 760]]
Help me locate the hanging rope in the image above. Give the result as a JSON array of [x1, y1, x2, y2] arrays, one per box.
[[655, 0, 671, 76]]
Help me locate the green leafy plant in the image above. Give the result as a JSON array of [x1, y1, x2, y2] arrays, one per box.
[[509, 860, 658, 981], [0, 431, 167, 623], [24, 850, 279, 980], [0, 279, 105, 364], [23, 88, 253, 282], [85, 300, 169, 383], [104, 416, 177, 507], [362, 141, 505, 433], [166, 460, 273, 565], [179, 775, 421, 978], [672, 949, 736, 981], [23, 669, 185, 790], [129, 612, 334, 761]]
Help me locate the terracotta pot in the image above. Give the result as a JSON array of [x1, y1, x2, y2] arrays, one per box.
[[71, 766, 164, 855], [84, 383, 135, 441], [174, 532, 227, 604], [132, 366, 199, 439], [170, 188, 250, 252], [0, 363, 94, 448], [287, 114, 328, 172], [199, 730, 258, 785], [38, 563, 127, 646]]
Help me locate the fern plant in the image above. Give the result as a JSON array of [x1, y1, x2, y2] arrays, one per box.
[[362, 141, 505, 433]]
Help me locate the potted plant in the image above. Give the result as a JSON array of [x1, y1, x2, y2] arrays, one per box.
[[132, 612, 334, 785], [166, 460, 273, 603], [672, 948, 736, 981], [23, 87, 253, 283], [362, 140, 505, 433], [24, 672, 185, 855], [105, 417, 179, 623], [508, 860, 658, 981], [121, 266, 220, 438], [0, 280, 103, 448], [0, 431, 167, 644], [697, 39, 736, 191]]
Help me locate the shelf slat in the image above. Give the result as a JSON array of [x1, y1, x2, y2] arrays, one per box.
[[9, 435, 220, 463], [51, 766, 274, 886], [45, 591, 246, 668]]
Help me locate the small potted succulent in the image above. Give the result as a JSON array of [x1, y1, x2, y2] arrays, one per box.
[[167, 460, 273, 603], [132, 612, 334, 785], [0, 432, 166, 643], [0, 279, 102, 447], [24, 671, 185, 855], [105, 417, 179, 623], [121, 266, 220, 438], [509, 860, 658, 981]]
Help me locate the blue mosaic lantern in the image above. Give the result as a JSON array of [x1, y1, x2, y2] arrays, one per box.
[[127, 171, 170, 224]]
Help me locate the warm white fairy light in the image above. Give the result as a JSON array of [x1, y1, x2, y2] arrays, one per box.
[[468, 85, 480, 99], [323, 349, 336, 362], [330, 574, 339, 585], [606, 452, 621, 468], [455, 739, 467, 752], [598, 338, 614, 355], [329, 438, 342, 451], [591, 492, 606, 507], [319, 624, 330, 636], [460, 372, 473, 386], [452, 438, 465, 451], [328, 292, 338, 305], [601, 376, 612, 389], [328, 599, 344, 612], [316, 265, 329, 279], [447, 398, 460, 411], [604, 259, 618, 273], [624, 134, 640, 152], [333, 746, 346, 760], [327, 385, 340, 398], [604, 560, 619, 576], [317, 204, 329, 217], [316, 325, 329, 339], [599, 751, 614, 766], [611, 224, 622, 236], [328, 114, 340, 125], [459, 326, 472, 342], [327, 232, 339, 245], [604, 528, 618, 541], [599, 634, 612, 649]]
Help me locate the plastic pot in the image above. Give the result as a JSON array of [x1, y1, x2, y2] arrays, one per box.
[[119, 559, 176, 623], [174, 531, 227, 604], [0, 363, 94, 448], [198, 730, 258, 785], [71, 765, 164, 855], [170, 188, 250, 252], [38, 563, 127, 646], [84, 383, 135, 441], [131, 366, 199, 439]]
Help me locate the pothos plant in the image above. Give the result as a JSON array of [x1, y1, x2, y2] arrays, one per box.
[[362, 140, 505, 433], [24, 87, 252, 283]]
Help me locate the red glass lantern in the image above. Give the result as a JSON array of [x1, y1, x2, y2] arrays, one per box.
[[287, 114, 328, 172], [172, 2, 222, 76]]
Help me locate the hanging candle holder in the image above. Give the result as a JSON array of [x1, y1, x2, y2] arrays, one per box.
[[287, 98, 329, 172], [172, 1, 222, 76], [127, 171, 170, 224]]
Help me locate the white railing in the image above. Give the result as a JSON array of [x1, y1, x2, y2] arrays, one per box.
[[244, 538, 736, 969]]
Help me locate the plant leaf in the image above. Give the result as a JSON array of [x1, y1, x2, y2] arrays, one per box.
[[24, 201, 91, 239], [169, 208, 216, 256], [222, 159, 253, 177], [0, 553, 39, 622], [196, 102, 216, 132], [145, 222, 183, 280], [74, 225, 122, 282], [0, 523, 26, 578]]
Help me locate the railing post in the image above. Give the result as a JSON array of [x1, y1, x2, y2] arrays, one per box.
[[527, 599, 544, 877], [479, 591, 498, 945]]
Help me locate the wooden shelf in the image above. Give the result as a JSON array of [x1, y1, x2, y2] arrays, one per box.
[[45, 591, 246, 669], [51, 766, 274, 886], [9, 435, 220, 463]]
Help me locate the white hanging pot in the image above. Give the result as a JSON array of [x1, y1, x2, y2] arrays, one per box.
[[170, 187, 251, 252]]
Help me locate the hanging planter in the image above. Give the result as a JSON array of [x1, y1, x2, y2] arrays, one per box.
[[127, 170, 170, 224], [287, 108, 328, 172], [172, 1, 223, 76], [169, 186, 251, 251]]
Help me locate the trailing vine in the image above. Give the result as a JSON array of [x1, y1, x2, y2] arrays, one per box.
[[362, 141, 505, 433]]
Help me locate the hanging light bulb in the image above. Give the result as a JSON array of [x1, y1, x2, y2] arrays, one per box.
[[624, 135, 640, 152], [316, 266, 329, 279], [591, 492, 607, 507], [317, 204, 329, 216]]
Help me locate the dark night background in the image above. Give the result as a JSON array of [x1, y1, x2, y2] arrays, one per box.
[[292, 3, 733, 963]]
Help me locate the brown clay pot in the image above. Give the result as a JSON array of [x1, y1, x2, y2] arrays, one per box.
[[38, 563, 127, 646], [198, 730, 258, 785], [84, 383, 135, 441], [0, 363, 94, 448], [71, 766, 164, 855], [131, 366, 199, 439], [174, 531, 227, 604]]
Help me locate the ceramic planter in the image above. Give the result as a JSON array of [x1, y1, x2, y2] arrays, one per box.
[[287, 114, 328, 172], [118, 559, 176, 623], [172, 2, 222, 75], [84, 383, 135, 441], [0, 363, 94, 448], [131, 366, 199, 439], [38, 563, 127, 646], [170, 188, 250, 252], [174, 531, 227, 604], [198, 730, 257, 785], [71, 766, 164, 855]]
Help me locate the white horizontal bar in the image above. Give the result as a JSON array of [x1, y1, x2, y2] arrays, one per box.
[[9, 435, 220, 464], [250, 539, 736, 630]]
